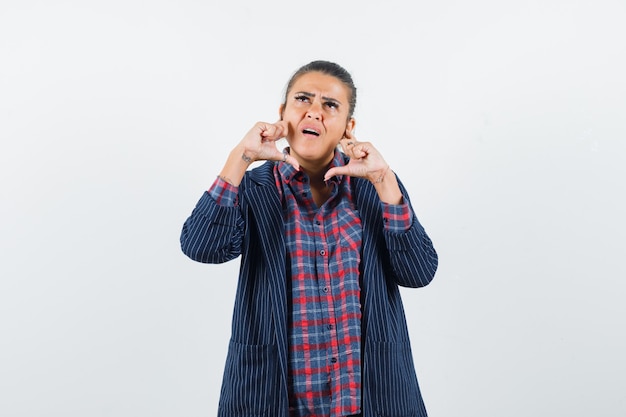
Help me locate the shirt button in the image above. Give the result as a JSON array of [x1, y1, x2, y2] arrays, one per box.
[[330, 357, 337, 363], [323, 287, 329, 293], [327, 324, 333, 330], [315, 220, 321, 225], [320, 249, 326, 256]]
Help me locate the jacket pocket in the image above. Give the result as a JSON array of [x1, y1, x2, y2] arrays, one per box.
[[367, 341, 426, 417], [218, 340, 278, 416]]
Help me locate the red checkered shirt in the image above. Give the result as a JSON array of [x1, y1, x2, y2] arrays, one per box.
[[209, 149, 413, 417]]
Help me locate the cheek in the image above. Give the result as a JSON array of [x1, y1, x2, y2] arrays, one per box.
[[328, 122, 347, 137], [283, 108, 304, 124]]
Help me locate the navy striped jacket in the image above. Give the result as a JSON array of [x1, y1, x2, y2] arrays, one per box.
[[180, 159, 438, 417]]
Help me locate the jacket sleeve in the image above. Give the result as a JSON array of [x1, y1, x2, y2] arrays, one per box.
[[383, 213, 438, 288], [379, 174, 438, 288], [180, 191, 245, 264]]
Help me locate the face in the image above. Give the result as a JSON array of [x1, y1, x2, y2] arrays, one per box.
[[280, 71, 355, 170]]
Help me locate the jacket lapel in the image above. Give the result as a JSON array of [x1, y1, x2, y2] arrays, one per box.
[[242, 164, 289, 402]]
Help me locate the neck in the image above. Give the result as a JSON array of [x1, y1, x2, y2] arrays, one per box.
[[303, 165, 328, 188], [290, 150, 335, 188], [302, 164, 333, 207], [291, 152, 335, 207]]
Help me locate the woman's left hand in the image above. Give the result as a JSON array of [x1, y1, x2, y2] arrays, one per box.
[[325, 131, 403, 204], [324, 131, 388, 183]]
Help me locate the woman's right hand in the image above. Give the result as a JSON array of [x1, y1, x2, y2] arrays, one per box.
[[217, 121, 299, 187], [239, 121, 299, 169]]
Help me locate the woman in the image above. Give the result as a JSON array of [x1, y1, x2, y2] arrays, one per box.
[[180, 60, 438, 417]]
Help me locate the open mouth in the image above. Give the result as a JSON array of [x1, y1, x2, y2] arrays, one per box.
[[302, 128, 320, 137]]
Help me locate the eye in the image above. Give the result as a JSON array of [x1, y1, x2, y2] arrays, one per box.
[[295, 95, 309, 102], [325, 101, 339, 109]]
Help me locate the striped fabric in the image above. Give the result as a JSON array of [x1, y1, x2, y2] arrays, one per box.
[[180, 156, 438, 417]]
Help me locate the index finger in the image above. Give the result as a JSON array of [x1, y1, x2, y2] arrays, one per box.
[[261, 120, 288, 141]]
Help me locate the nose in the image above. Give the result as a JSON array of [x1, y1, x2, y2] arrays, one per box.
[[306, 100, 322, 120]]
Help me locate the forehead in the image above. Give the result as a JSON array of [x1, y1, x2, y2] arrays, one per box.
[[289, 72, 350, 102]]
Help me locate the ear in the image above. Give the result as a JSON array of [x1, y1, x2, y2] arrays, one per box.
[[278, 104, 285, 120], [344, 118, 356, 137]]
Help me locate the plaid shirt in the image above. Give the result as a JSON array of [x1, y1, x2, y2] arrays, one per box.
[[209, 149, 413, 417]]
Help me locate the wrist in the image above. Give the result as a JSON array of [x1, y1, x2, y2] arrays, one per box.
[[372, 167, 403, 204], [233, 144, 254, 166], [369, 165, 390, 185], [218, 145, 252, 187]]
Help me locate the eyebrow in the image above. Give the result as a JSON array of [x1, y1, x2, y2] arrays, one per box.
[[294, 91, 342, 105]]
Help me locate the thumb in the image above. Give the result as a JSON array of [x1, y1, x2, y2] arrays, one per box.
[[284, 153, 300, 171], [324, 165, 351, 181]]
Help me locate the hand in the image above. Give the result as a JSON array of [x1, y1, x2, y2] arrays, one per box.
[[239, 121, 300, 170], [324, 131, 389, 183]]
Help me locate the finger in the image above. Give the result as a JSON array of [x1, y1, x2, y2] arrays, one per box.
[[339, 138, 357, 157], [352, 143, 369, 159], [284, 153, 300, 171], [261, 121, 288, 141], [324, 165, 351, 181], [260, 124, 277, 141], [265, 147, 300, 170], [268, 120, 288, 139], [348, 144, 367, 160], [340, 138, 354, 148], [276, 120, 289, 136]]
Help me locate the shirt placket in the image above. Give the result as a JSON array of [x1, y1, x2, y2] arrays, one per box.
[[316, 208, 344, 414]]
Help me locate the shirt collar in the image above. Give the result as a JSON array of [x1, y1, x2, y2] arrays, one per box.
[[278, 147, 346, 185]]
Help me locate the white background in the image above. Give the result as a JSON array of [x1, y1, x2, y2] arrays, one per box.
[[1, 0, 625, 416]]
